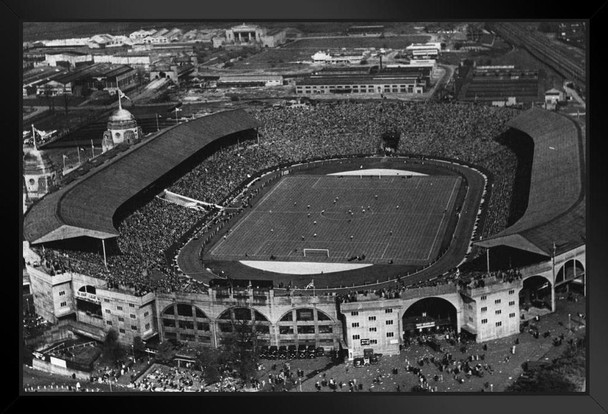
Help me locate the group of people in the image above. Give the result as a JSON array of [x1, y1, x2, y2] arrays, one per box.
[[33, 100, 523, 296], [134, 365, 206, 392]]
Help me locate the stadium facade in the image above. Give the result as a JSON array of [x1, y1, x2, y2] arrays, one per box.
[[23, 106, 586, 359]]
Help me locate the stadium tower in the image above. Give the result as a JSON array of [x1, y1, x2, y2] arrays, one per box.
[[101, 93, 142, 153], [22, 147, 58, 211]]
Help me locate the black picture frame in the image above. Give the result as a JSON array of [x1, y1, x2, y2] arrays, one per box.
[[6, 0, 607, 413]]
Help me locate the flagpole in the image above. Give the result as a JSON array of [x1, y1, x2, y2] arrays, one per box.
[[118, 88, 122, 111], [91, 139, 95, 157], [32, 124, 37, 150], [77, 148, 81, 165]]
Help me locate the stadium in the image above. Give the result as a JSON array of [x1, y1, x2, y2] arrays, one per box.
[[23, 100, 585, 358]]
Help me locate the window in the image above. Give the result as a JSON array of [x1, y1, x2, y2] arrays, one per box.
[[369, 327, 377, 332], [481, 307, 487, 312], [509, 301, 515, 306], [104, 298, 110, 303], [385, 309, 393, 314], [352, 335, 360, 340], [118, 317, 125, 322], [468, 317, 473, 322], [106, 321, 112, 325], [105, 309, 111, 314], [509, 313, 516, 318], [296, 309, 314, 321], [129, 303, 135, 308], [386, 332, 394, 338], [351, 311, 359, 316], [280, 312, 293, 322], [495, 299, 501, 304], [509, 289, 515, 295], [130, 314, 136, 319], [60, 301, 67, 307], [131, 325, 137, 330], [298, 325, 315, 334], [117, 306, 123, 311], [481, 319, 488, 324], [179, 321, 194, 330], [317, 311, 331, 321], [351, 322, 359, 328], [119, 328, 125, 333], [163, 319, 176, 328], [496, 322, 502, 327], [386, 320, 394, 325], [480, 295, 487, 301], [318, 325, 333, 334], [370, 339, 378, 345], [368, 316, 376, 321], [59, 291, 65, 296], [495, 310, 502, 315], [279, 326, 294, 335], [145, 323, 150, 330], [197, 322, 210, 331], [144, 311, 149, 317]]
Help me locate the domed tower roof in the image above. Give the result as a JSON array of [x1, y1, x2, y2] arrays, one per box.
[[107, 108, 138, 130], [23, 148, 55, 176]]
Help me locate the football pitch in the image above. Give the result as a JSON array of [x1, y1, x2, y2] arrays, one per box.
[[208, 174, 462, 265]]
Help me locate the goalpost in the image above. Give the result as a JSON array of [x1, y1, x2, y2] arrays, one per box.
[[303, 248, 330, 258]]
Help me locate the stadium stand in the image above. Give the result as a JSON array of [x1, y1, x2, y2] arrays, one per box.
[[24, 110, 259, 245], [475, 107, 585, 256]]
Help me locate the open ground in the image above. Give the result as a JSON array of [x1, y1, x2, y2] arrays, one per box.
[[209, 174, 462, 266]]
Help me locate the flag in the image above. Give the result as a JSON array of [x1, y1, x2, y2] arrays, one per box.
[[305, 280, 315, 290], [117, 88, 131, 101], [80, 147, 86, 152], [62, 154, 68, 159]]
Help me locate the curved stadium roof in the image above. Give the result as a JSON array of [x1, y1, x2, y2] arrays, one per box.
[[475, 107, 585, 256], [23, 109, 259, 245]]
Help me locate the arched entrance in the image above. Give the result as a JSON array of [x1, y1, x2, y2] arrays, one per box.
[[161, 303, 212, 344], [402, 297, 457, 340], [217, 307, 272, 346], [75, 285, 102, 318], [556, 260, 585, 294], [520, 275, 552, 313]]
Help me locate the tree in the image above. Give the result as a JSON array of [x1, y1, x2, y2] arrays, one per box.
[[132, 336, 146, 357], [103, 329, 124, 362], [156, 340, 176, 364], [196, 347, 222, 384]]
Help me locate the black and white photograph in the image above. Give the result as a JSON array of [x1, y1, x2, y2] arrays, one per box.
[[10, 4, 605, 411]]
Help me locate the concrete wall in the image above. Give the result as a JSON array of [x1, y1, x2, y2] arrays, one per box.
[[32, 358, 91, 381]]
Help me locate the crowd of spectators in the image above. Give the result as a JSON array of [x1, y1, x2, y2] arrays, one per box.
[[134, 364, 205, 392], [32, 101, 523, 296]]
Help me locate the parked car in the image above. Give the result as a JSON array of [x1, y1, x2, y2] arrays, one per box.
[[306, 345, 316, 358], [287, 345, 298, 359], [278, 346, 288, 359], [297, 345, 308, 359], [354, 357, 365, 367], [268, 345, 278, 359], [259, 345, 270, 359]]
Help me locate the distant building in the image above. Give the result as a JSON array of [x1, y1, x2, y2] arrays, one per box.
[[311, 51, 366, 65], [23, 148, 59, 207], [44, 52, 93, 69], [405, 42, 442, 60], [214, 23, 287, 48], [101, 100, 142, 153], [544, 87, 566, 110], [217, 74, 283, 87], [129, 29, 157, 44]]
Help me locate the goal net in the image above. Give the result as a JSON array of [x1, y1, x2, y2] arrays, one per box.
[[303, 248, 330, 258]]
